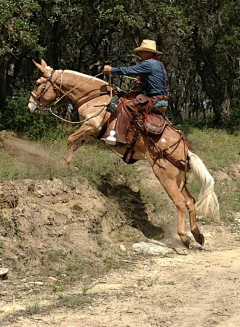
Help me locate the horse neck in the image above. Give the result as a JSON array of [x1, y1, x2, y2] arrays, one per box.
[[55, 70, 106, 104]]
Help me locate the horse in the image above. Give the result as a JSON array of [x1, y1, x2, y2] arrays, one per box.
[[28, 59, 220, 248]]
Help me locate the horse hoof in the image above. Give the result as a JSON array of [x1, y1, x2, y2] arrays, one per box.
[[182, 237, 191, 248], [197, 233, 205, 246]]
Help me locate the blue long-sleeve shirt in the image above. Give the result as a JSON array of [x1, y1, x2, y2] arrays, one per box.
[[111, 59, 169, 96]]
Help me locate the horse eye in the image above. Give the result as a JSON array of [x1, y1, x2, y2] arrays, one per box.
[[36, 82, 41, 87]]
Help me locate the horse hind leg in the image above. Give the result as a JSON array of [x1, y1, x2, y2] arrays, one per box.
[[156, 174, 191, 248], [182, 186, 205, 246]]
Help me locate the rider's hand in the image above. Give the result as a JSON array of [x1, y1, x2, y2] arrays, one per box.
[[103, 65, 112, 73], [133, 79, 140, 87]]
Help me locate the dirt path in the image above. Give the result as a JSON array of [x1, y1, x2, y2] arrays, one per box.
[[1, 226, 240, 327]]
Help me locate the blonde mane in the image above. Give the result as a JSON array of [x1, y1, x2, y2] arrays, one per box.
[[64, 70, 107, 84]]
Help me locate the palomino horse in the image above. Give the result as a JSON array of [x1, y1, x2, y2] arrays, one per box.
[[28, 59, 219, 248]]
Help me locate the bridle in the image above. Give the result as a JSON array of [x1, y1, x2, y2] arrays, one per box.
[[31, 69, 63, 109]]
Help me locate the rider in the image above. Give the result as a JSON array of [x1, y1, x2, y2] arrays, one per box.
[[103, 39, 169, 144], [103, 39, 169, 109]]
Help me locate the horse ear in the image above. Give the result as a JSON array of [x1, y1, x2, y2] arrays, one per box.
[[32, 59, 45, 73], [41, 59, 47, 68]]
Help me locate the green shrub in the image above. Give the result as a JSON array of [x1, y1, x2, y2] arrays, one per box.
[[223, 104, 240, 132], [1, 88, 31, 133], [1, 88, 66, 140]]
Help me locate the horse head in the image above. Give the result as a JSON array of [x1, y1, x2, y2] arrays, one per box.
[[28, 59, 60, 113]]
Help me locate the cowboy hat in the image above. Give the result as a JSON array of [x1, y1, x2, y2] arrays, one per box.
[[133, 39, 163, 54]]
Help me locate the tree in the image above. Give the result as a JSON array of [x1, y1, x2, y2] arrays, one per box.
[[175, 0, 240, 124], [1, 0, 240, 128], [0, 0, 44, 109]]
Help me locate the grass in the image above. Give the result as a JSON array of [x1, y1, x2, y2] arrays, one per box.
[[1, 127, 239, 180], [27, 299, 40, 315], [0, 213, 12, 230], [0, 136, 136, 184], [186, 128, 240, 169], [214, 178, 240, 221], [58, 293, 92, 309], [73, 141, 136, 186], [38, 248, 126, 291]]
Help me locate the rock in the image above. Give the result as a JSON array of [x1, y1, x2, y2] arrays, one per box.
[[146, 239, 168, 247], [120, 244, 126, 252], [29, 281, 44, 286], [131, 242, 174, 256], [48, 276, 58, 282], [0, 268, 9, 279]]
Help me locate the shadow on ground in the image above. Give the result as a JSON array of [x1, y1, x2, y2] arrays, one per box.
[[98, 179, 163, 240]]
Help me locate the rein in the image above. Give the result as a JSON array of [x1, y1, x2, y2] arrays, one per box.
[[32, 71, 113, 124], [49, 92, 110, 125], [52, 72, 105, 107]]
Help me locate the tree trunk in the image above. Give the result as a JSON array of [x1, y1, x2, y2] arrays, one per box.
[[0, 59, 8, 111]]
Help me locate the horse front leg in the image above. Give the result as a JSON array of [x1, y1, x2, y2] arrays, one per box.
[[64, 124, 95, 164], [182, 186, 205, 246]]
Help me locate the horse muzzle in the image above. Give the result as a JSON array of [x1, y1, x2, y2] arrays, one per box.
[[28, 96, 39, 113]]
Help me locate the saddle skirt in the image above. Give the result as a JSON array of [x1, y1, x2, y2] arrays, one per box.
[[144, 113, 166, 135], [113, 95, 167, 143]]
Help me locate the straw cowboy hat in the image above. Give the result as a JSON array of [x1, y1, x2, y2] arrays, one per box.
[[133, 39, 163, 54]]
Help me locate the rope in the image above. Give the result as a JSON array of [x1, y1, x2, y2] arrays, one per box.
[[40, 71, 122, 125], [48, 72, 113, 124], [53, 72, 104, 106], [49, 104, 107, 125]]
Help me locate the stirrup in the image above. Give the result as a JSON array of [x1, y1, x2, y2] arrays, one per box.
[[105, 130, 117, 145]]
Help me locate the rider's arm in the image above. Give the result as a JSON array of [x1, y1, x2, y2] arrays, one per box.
[[111, 60, 152, 76]]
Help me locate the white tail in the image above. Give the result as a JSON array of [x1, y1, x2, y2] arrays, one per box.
[[188, 150, 220, 221]]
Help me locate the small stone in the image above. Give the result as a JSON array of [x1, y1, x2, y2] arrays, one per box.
[[29, 281, 44, 286], [0, 268, 9, 279], [48, 276, 58, 282], [120, 244, 126, 252]]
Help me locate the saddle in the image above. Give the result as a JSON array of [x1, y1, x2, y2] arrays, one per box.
[[113, 94, 166, 144], [98, 94, 188, 170]]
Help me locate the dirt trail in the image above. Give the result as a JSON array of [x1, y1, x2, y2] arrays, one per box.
[[1, 225, 240, 327], [51, 246, 240, 327]]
